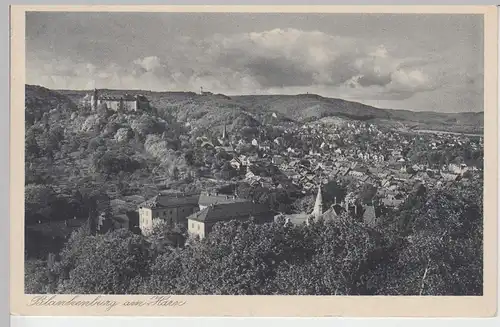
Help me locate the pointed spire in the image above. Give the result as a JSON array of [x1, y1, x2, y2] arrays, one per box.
[[222, 122, 227, 139], [312, 183, 323, 219]]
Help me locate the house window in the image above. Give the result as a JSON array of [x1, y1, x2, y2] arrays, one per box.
[[191, 223, 194, 228], [197, 225, 200, 231]]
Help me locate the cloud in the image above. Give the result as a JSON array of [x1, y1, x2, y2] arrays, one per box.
[[171, 28, 436, 98], [133, 56, 161, 72], [131, 56, 169, 77], [27, 27, 480, 111]]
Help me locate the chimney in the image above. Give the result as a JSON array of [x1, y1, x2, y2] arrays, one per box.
[[334, 197, 337, 205], [354, 204, 358, 215]]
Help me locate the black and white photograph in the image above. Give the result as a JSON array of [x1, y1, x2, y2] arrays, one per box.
[[22, 9, 487, 298]]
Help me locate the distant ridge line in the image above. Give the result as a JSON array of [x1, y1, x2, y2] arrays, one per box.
[[28, 84, 484, 115]]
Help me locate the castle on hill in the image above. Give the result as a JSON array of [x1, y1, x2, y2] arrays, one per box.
[[83, 88, 150, 112]]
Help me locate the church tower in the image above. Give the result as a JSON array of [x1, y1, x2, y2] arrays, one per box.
[[222, 122, 227, 140], [311, 184, 323, 219]]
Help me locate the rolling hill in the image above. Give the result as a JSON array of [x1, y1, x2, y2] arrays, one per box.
[[25, 85, 78, 125], [233, 93, 483, 133], [45, 86, 484, 134]]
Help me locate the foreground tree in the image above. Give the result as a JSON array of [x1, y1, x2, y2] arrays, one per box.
[[372, 180, 483, 295], [141, 219, 310, 295], [25, 257, 59, 294], [147, 220, 188, 255], [270, 215, 391, 295], [141, 217, 392, 295], [55, 228, 151, 294]]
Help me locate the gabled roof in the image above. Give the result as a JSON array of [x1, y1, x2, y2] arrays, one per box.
[[323, 204, 344, 219], [359, 175, 370, 182], [139, 192, 200, 209], [100, 95, 137, 101], [136, 95, 149, 102], [187, 202, 272, 223], [198, 193, 250, 207], [230, 157, 242, 164]]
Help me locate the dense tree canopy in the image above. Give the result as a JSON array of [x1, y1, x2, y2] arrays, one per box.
[[26, 179, 483, 296], [55, 228, 151, 294]]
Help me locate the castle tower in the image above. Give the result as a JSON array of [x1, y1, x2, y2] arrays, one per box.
[[311, 184, 323, 219], [91, 88, 98, 111]]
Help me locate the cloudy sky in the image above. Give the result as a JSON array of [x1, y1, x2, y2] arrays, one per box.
[[26, 12, 483, 112]]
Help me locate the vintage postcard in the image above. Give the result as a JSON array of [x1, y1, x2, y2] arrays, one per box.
[[10, 5, 498, 317]]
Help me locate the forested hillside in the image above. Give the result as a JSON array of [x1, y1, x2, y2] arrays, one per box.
[[57, 87, 484, 134]]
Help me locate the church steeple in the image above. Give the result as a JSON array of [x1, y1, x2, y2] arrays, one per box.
[[311, 184, 323, 219], [222, 122, 227, 140]]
